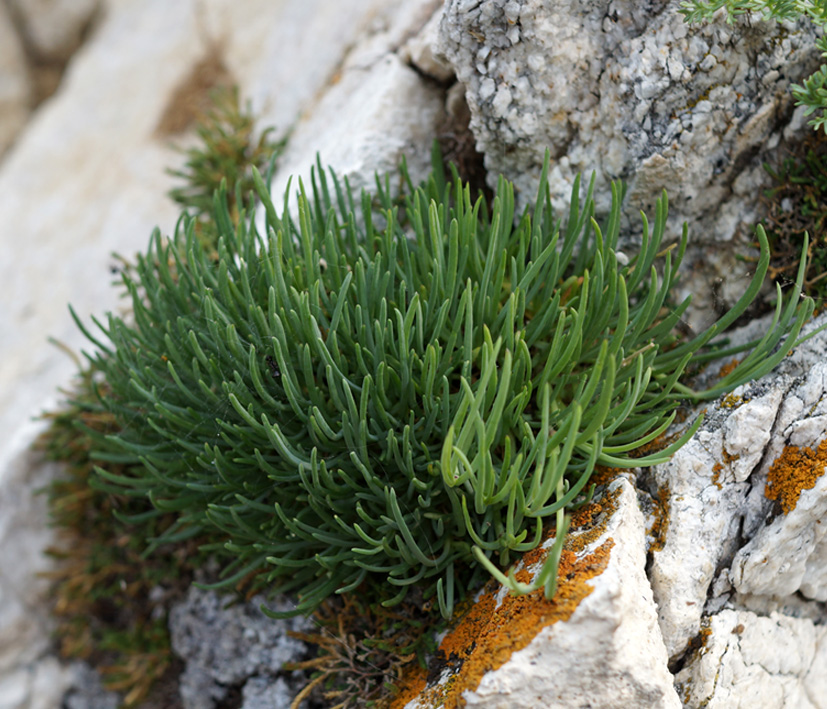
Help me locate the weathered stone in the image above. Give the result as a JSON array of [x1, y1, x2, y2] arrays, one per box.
[[0, 2, 30, 158], [169, 588, 311, 699], [241, 676, 294, 709], [729, 362, 827, 600], [7, 0, 100, 63], [0, 656, 72, 709], [645, 377, 787, 660], [270, 52, 446, 207], [62, 662, 119, 709], [675, 609, 827, 709], [647, 312, 827, 662], [0, 424, 61, 674], [400, 6, 455, 82]]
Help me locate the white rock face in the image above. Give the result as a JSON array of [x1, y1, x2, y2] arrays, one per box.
[[646, 377, 787, 660], [730, 363, 827, 601], [436, 0, 821, 326], [675, 609, 827, 709], [648, 314, 827, 663], [0, 423, 73, 709], [0, 2, 31, 157], [6, 0, 100, 63]]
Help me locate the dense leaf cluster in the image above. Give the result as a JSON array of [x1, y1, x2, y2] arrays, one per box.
[[74, 151, 812, 618]]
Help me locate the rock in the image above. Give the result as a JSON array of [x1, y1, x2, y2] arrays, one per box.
[[400, 6, 455, 81], [436, 0, 821, 327], [647, 312, 827, 662], [645, 376, 787, 660], [401, 478, 680, 709], [6, 0, 100, 63], [268, 0, 446, 204], [62, 663, 119, 709], [269, 52, 446, 208], [728, 364, 827, 601], [0, 2, 31, 157], [168, 588, 312, 709], [0, 422, 67, 685], [0, 656, 72, 709], [241, 676, 294, 709], [675, 609, 827, 709]]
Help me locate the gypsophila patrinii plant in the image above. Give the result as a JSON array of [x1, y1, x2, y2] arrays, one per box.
[[72, 147, 813, 619], [680, 1, 827, 131]]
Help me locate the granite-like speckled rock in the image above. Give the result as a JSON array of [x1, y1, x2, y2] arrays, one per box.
[[436, 0, 822, 328]]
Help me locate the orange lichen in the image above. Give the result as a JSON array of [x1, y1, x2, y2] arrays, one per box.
[[683, 621, 714, 660], [718, 358, 740, 379], [711, 462, 724, 490], [391, 491, 619, 709], [588, 464, 625, 488], [647, 484, 671, 553], [765, 438, 827, 514], [711, 450, 741, 490]]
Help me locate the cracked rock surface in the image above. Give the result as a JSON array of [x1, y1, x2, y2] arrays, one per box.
[[646, 312, 827, 705], [463, 478, 681, 709], [403, 478, 681, 709]]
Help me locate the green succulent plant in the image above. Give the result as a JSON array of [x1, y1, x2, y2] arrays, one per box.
[[71, 148, 812, 620]]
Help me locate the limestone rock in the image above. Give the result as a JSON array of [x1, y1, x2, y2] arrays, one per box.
[[645, 377, 787, 660], [0, 656, 72, 709], [168, 588, 312, 708], [0, 2, 31, 157], [400, 6, 455, 82], [675, 609, 827, 709], [270, 52, 446, 208], [404, 478, 680, 709], [729, 363, 827, 601], [647, 312, 827, 662], [0, 423, 62, 675], [7, 0, 100, 63], [62, 663, 119, 709], [268, 0, 446, 204], [240, 676, 295, 709]]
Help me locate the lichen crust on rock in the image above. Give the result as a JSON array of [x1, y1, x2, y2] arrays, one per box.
[[397, 477, 680, 709]]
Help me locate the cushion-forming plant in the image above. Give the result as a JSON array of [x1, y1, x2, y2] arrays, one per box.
[[73, 149, 813, 618]]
